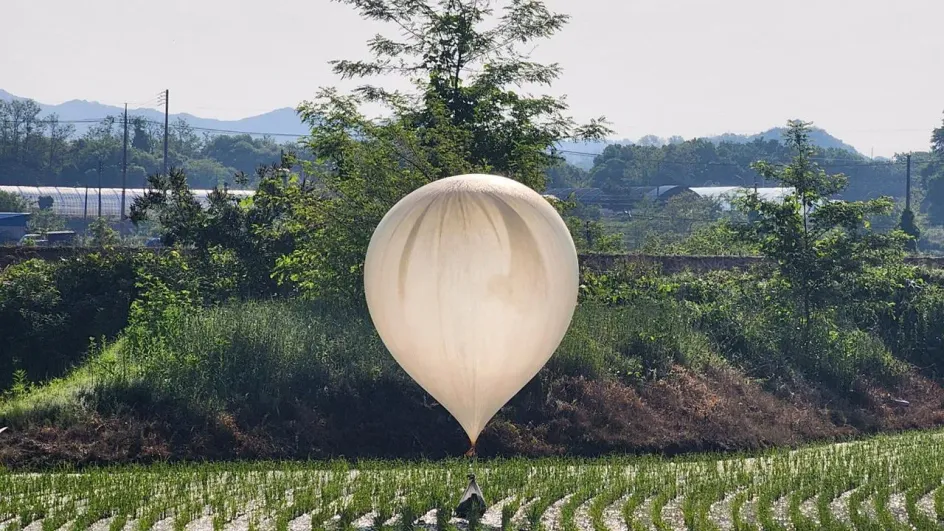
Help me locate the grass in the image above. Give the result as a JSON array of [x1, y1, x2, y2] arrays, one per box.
[[0, 298, 722, 429], [1, 430, 942, 530], [0, 338, 128, 424]]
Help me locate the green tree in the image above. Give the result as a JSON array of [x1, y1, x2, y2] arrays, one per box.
[[0, 190, 28, 212], [735, 120, 907, 346], [899, 208, 920, 252], [87, 216, 119, 247], [27, 197, 66, 234], [131, 117, 152, 152], [276, 0, 610, 301], [925, 113, 944, 224], [327, 0, 610, 189], [130, 160, 298, 298]]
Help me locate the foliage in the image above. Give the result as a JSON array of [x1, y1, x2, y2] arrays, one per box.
[[330, 0, 611, 190], [546, 161, 591, 188], [900, 208, 921, 252], [0, 190, 28, 212], [923, 113, 944, 225], [0, 254, 135, 390], [587, 134, 912, 202], [565, 217, 624, 253], [3, 430, 943, 529], [639, 219, 757, 256], [602, 193, 740, 252], [0, 98, 289, 189], [736, 120, 907, 317], [26, 205, 66, 234], [86, 216, 120, 247], [130, 161, 300, 298], [275, 0, 611, 302]]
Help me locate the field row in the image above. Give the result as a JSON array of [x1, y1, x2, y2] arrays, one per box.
[[1, 431, 943, 531]]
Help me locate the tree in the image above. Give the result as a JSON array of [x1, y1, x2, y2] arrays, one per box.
[[130, 160, 299, 298], [131, 117, 152, 152], [171, 117, 202, 159], [545, 161, 590, 188], [326, 0, 610, 190], [932, 112, 944, 154], [925, 113, 944, 224], [275, 0, 611, 301], [0, 190, 28, 212], [899, 208, 920, 252], [27, 207, 66, 234], [735, 120, 907, 351], [87, 216, 119, 247]]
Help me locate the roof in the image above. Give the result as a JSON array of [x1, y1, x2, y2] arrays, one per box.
[[545, 186, 691, 209], [0, 186, 253, 219], [0, 212, 30, 226], [688, 186, 794, 210]]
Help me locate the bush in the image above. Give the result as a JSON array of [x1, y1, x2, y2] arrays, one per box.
[[0, 254, 135, 390], [554, 301, 714, 382], [582, 265, 909, 389]]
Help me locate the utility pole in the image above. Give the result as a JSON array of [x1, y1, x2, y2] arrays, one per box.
[[906, 153, 912, 211], [160, 89, 169, 176], [97, 160, 103, 218], [121, 103, 128, 230]]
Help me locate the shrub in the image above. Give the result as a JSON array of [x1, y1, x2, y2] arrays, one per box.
[[0, 254, 135, 390]]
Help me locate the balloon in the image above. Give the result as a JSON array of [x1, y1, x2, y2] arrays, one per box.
[[364, 173, 579, 445]]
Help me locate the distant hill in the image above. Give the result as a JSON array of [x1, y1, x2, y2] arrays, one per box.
[[557, 127, 864, 169], [2, 89, 864, 166], [0, 89, 309, 138], [711, 127, 861, 154]]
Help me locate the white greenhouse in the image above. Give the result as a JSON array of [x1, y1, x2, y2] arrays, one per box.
[[0, 186, 254, 219]]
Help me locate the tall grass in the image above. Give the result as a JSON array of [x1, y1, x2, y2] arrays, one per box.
[[2, 296, 726, 426]]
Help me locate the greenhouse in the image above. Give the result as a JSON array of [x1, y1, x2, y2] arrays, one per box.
[[0, 186, 254, 219]]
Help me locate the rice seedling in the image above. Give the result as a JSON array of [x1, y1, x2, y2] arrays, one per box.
[[2, 429, 944, 530]]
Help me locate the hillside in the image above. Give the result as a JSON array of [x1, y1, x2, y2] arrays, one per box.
[[3, 89, 862, 159], [0, 89, 308, 138], [557, 127, 865, 169]]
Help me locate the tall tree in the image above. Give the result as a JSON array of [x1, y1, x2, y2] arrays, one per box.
[[736, 120, 907, 354], [275, 0, 610, 300], [325, 0, 610, 189], [131, 117, 152, 153]]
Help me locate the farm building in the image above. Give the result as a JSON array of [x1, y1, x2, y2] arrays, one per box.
[[0, 212, 30, 243], [544, 185, 793, 214], [689, 186, 793, 211], [0, 186, 254, 219], [545, 185, 694, 213]]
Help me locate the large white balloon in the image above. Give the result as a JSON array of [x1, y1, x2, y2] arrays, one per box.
[[364, 174, 579, 445]]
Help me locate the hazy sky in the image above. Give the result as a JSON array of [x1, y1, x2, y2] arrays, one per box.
[[2, 0, 942, 157]]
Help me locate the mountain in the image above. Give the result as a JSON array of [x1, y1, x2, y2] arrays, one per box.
[[2, 89, 864, 164], [710, 127, 861, 154], [557, 127, 864, 169], [0, 89, 310, 138]]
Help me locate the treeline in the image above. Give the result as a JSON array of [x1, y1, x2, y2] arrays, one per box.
[[549, 136, 930, 203], [0, 99, 293, 190]]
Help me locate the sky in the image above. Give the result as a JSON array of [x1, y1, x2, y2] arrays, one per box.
[[1, 0, 942, 157]]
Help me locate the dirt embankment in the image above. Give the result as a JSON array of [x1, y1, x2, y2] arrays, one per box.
[[2, 366, 943, 469]]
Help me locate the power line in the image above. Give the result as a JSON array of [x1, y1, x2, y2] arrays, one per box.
[[0, 118, 306, 138]]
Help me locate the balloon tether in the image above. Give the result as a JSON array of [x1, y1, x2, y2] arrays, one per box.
[[455, 440, 486, 521]]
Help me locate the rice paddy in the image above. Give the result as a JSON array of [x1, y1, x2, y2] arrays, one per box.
[[1, 429, 943, 531]]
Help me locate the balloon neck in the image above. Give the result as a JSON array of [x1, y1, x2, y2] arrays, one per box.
[[464, 444, 477, 458]]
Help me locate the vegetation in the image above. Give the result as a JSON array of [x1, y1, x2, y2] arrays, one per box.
[[0, 189, 27, 212], [0, 98, 290, 189], [1, 430, 943, 530], [2, 0, 944, 476]]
